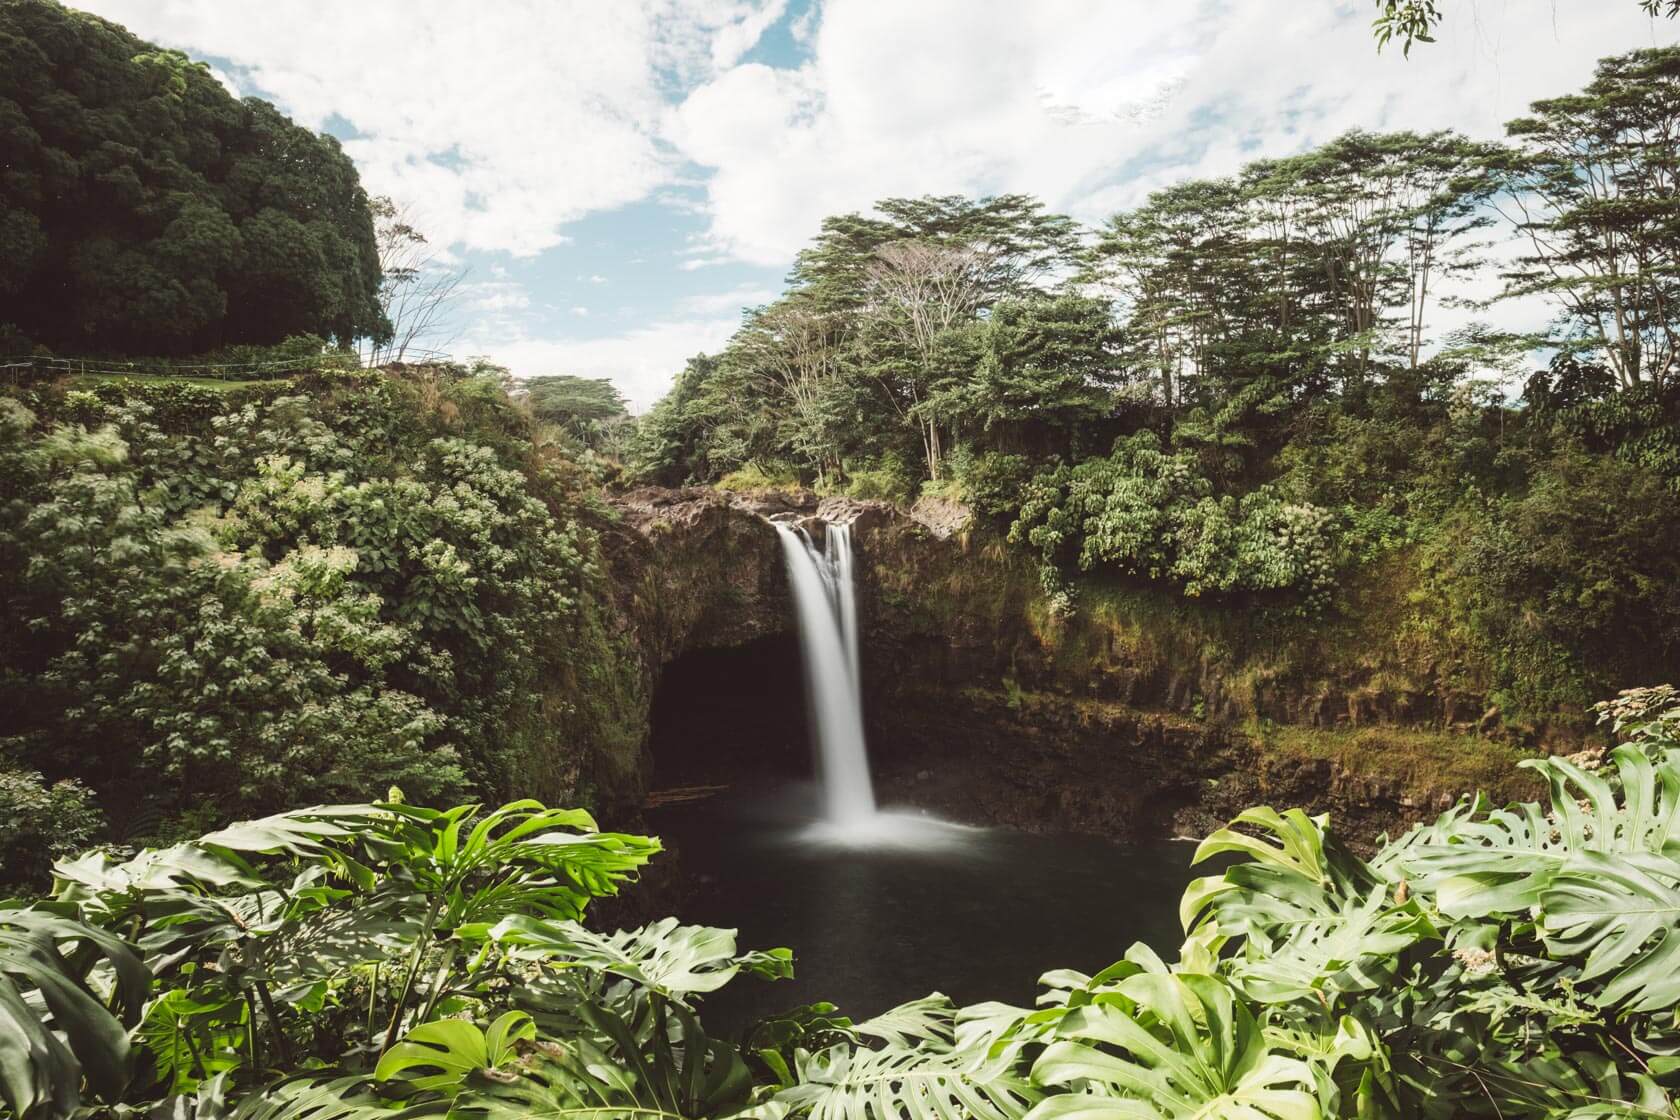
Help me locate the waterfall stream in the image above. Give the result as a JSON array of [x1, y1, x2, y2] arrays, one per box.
[[773, 520, 878, 825]]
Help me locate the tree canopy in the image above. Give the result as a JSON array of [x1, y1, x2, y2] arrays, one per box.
[[0, 0, 387, 355], [629, 48, 1680, 711]]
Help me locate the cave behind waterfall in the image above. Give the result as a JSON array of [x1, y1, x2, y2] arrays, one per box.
[[647, 632, 812, 788]]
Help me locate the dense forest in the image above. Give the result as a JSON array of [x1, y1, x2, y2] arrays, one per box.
[[8, 2, 1680, 1118], [631, 46, 1680, 722], [0, 0, 386, 354]]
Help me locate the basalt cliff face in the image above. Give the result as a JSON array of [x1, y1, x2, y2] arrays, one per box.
[[595, 486, 1536, 847]]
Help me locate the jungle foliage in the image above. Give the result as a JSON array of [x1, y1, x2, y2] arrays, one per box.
[[8, 686, 1680, 1119], [0, 0, 387, 355], [0, 363, 637, 886], [628, 47, 1680, 718]]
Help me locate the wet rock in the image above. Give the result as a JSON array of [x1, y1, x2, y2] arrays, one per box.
[[597, 485, 1545, 847]]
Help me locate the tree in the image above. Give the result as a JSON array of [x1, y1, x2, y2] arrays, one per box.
[[1373, 0, 1680, 54], [0, 1, 386, 354], [727, 298, 852, 484], [363, 196, 466, 365], [521, 373, 634, 458], [923, 294, 1125, 456], [790, 195, 1084, 481], [523, 374, 628, 429], [864, 240, 994, 480], [1265, 130, 1497, 376], [1494, 47, 1680, 390]]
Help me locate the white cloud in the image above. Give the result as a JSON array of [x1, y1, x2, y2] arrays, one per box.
[[679, 284, 777, 315], [79, 0, 785, 255], [465, 317, 743, 410], [464, 280, 530, 314], [67, 0, 1680, 410], [666, 0, 1675, 265]]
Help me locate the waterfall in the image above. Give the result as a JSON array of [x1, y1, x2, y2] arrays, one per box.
[[774, 520, 878, 825]]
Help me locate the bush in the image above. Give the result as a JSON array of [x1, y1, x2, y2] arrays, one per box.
[[845, 454, 917, 504], [0, 375, 628, 841], [956, 449, 1035, 519], [0, 766, 103, 888], [1429, 450, 1680, 714], [716, 461, 801, 492], [1009, 431, 1340, 607]]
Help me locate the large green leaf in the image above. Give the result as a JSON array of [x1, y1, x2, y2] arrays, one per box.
[[448, 1037, 682, 1120], [855, 995, 960, 1049], [1183, 808, 1428, 1006], [367, 801, 661, 930], [452, 1001, 750, 1120], [226, 1074, 445, 1120], [1405, 745, 1680, 921], [1476, 1051, 1676, 1119], [1541, 848, 1680, 1011], [478, 916, 791, 1004], [777, 1038, 1039, 1120], [1028, 973, 1319, 1120], [139, 988, 247, 1094], [0, 904, 150, 1119], [375, 1011, 535, 1095]]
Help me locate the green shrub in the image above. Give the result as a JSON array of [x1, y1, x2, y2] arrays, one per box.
[[0, 375, 628, 839], [716, 461, 801, 492], [0, 766, 102, 888], [957, 449, 1035, 518], [1428, 450, 1680, 714], [845, 454, 917, 503], [1009, 431, 1340, 607]]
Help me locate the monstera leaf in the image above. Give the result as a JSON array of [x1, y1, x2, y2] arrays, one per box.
[[1394, 742, 1680, 1012], [365, 801, 661, 931], [1541, 848, 1680, 1012], [1477, 1050, 1676, 1119], [854, 994, 961, 1049], [452, 1001, 752, 1120], [479, 915, 792, 1004], [225, 1074, 444, 1120], [1028, 973, 1320, 1120], [375, 1012, 536, 1095], [1181, 807, 1373, 937], [1182, 808, 1429, 1006], [1404, 745, 1680, 922], [0, 905, 150, 1120], [778, 1036, 1039, 1120]]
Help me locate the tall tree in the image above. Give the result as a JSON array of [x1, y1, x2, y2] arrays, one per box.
[[790, 194, 1082, 480], [1494, 47, 1680, 390], [923, 294, 1126, 456], [363, 197, 466, 365], [1266, 130, 1497, 377], [727, 298, 852, 484], [0, 1, 387, 354]]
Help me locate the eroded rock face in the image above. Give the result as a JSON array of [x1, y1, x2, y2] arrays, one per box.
[[602, 486, 1522, 846]]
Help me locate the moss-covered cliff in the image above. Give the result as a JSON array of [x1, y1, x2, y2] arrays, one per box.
[[597, 486, 1549, 845]]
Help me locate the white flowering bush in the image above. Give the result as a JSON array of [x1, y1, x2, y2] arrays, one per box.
[[0, 374, 620, 877], [1009, 431, 1340, 608]]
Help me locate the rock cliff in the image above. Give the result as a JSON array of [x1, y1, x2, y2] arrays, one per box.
[[597, 486, 1539, 846]]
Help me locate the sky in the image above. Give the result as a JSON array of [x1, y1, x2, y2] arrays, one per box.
[[76, 0, 1678, 409]]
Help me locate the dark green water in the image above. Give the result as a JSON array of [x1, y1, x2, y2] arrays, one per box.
[[646, 782, 1206, 1032]]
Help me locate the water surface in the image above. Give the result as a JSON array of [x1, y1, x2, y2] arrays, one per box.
[[646, 783, 1206, 1032]]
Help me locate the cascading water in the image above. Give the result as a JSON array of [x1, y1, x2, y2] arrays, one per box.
[[773, 520, 878, 825]]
